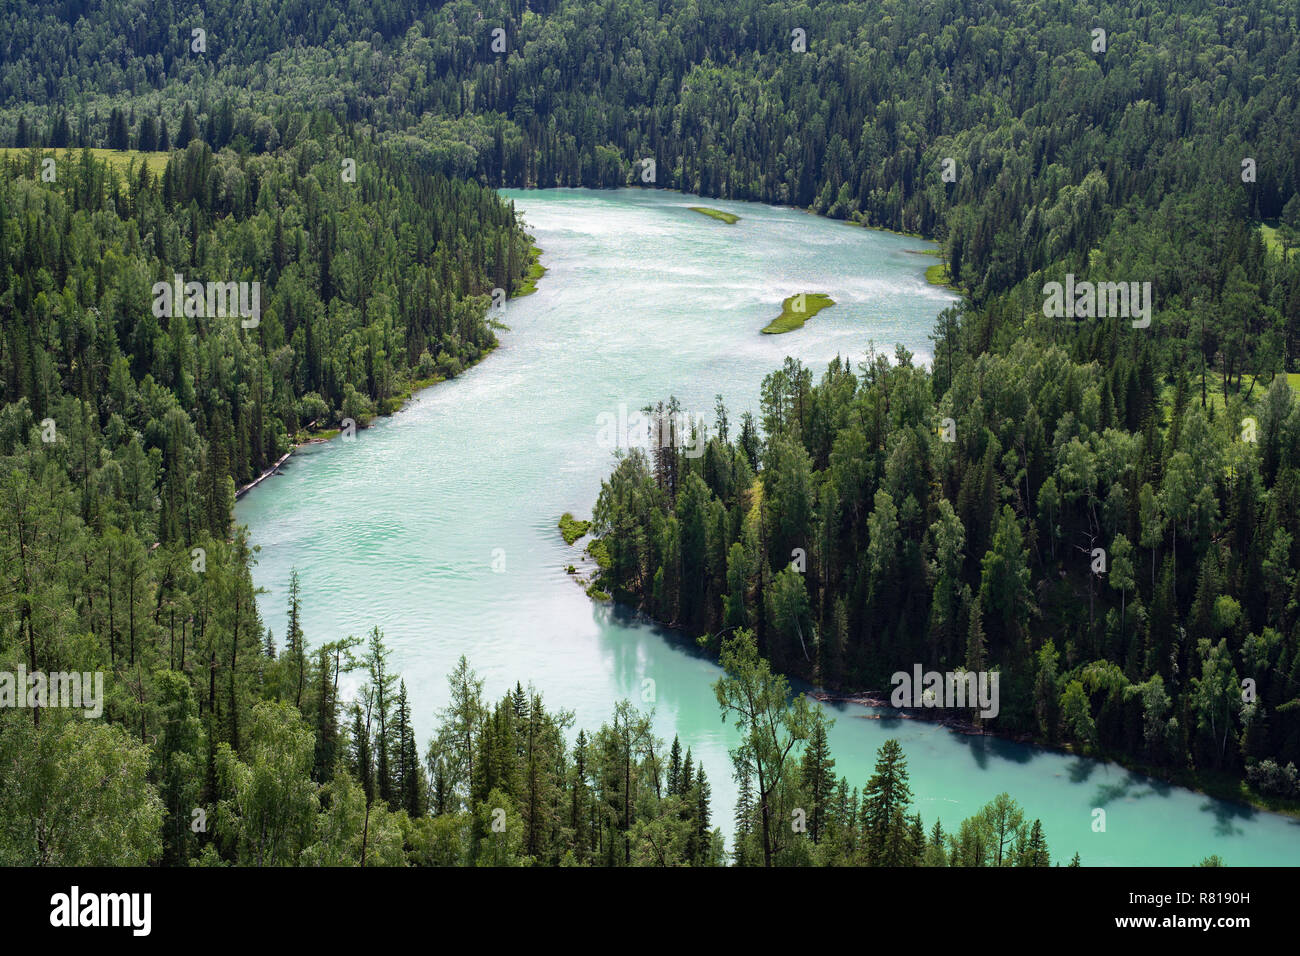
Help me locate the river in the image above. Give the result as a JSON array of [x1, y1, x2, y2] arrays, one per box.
[[235, 188, 1300, 865]]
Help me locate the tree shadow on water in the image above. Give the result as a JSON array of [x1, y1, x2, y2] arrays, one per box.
[[1199, 796, 1257, 838], [816, 697, 910, 732], [1090, 771, 1169, 808], [947, 731, 1036, 771], [869, 710, 909, 731], [1067, 757, 1098, 784]]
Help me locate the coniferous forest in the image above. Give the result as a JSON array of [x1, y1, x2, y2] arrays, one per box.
[[1, 0, 1299, 879]]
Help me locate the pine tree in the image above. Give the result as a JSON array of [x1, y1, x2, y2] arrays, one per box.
[[924, 819, 948, 866], [435, 656, 485, 809], [50, 112, 70, 147], [907, 812, 926, 864], [137, 115, 157, 152], [571, 729, 590, 862], [312, 644, 342, 783], [108, 108, 130, 150]]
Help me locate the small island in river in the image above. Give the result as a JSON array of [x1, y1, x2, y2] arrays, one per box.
[[762, 292, 836, 333], [688, 206, 740, 224]]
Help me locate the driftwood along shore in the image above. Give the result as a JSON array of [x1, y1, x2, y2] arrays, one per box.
[[234, 450, 292, 499]]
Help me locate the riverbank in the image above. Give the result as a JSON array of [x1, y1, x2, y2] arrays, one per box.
[[787, 200, 955, 289], [620, 185, 949, 268], [901, 248, 953, 287], [513, 243, 547, 295], [234, 450, 292, 499], [805, 690, 1299, 822], [561, 524, 612, 601], [560, 528, 1299, 824], [235, 242, 546, 495], [924, 262, 952, 286]]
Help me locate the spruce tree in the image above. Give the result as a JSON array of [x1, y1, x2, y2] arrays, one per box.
[[177, 103, 198, 148], [350, 703, 374, 805], [799, 714, 836, 843], [694, 763, 712, 865], [734, 768, 755, 867], [862, 738, 913, 865], [285, 569, 304, 707], [1019, 819, 1050, 866]]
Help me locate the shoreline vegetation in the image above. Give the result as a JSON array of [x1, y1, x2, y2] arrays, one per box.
[[559, 514, 614, 599], [514, 243, 548, 295], [924, 262, 952, 286], [559, 502, 1300, 822], [688, 205, 740, 224], [810, 689, 1300, 821], [234, 450, 292, 499], [761, 292, 836, 333], [556, 520, 612, 600], [237, 241, 547, 496], [902, 248, 954, 287]]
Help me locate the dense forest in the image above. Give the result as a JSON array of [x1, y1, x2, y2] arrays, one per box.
[[1, 0, 1298, 865], [589, 342, 1300, 795], [5, 0, 1300, 339]]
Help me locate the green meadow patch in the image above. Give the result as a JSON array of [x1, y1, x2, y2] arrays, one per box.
[[1157, 371, 1300, 422], [0, 147, 172, 177], [1258, 222, 1294, 260]]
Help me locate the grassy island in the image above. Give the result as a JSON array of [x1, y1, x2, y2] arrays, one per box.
[[761, 292, 836, 333], [688, 206, 740, 224]]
